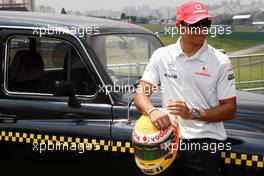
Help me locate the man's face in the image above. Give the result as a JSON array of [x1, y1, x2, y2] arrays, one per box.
[[178, 18, 211, 46]]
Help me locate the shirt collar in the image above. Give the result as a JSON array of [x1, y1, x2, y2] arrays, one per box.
[[175, 38, 184, 58], [175, 37, 208, 61]]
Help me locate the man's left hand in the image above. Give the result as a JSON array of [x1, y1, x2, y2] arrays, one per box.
[[166, 100, 193, 120]]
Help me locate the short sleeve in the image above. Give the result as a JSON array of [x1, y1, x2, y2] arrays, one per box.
[[141, 51, 160, 85], [217, 61, 236, 100]]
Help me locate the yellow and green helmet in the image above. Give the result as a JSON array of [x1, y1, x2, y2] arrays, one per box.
[[132, 110, 180, 175]]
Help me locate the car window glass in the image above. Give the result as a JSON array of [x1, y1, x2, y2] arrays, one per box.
[[106, 35, 148, 76], [7, 36, 97, 96], [90, 34, 161, 88]]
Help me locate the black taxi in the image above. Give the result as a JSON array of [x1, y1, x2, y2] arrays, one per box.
[[0, 11, 263, 176]]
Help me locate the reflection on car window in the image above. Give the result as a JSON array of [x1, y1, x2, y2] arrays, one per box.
[[7, 36, 97, 96], [90, 34, 162, 88]]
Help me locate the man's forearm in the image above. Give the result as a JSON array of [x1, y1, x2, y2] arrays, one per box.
[[134, 93, 155, 115], [198, 100, 236, 122]]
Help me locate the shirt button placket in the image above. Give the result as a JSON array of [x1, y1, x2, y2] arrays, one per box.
[[183, 61, 188, 92]]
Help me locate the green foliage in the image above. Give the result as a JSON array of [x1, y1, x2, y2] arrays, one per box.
[[137, 24, 264, 52]]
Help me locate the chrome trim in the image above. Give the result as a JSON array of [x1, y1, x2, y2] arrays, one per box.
[[20, 119, 113, 123], [45, 68, 64, 71], [79, 119, 112, 122], [113, 119, 130, 123], [0, 25, 114, 104]]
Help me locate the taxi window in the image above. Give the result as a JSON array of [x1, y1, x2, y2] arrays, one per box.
[[6, 36, 97, 96], [90, 34, 162, 88]]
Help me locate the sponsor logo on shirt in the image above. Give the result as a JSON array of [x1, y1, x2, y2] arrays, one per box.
[[167, 60, 176, 71], [164, 73, 177, 79], [195, 64, 211, 77], [200, 64, 207, 72], [228, 73, 235, 80], [195, 72, 211, 77], [168, 60, 175, 68]]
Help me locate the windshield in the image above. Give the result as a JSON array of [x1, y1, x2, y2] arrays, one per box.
[[89, 34, 163, 95]]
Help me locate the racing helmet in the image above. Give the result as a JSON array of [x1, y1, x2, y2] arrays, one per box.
[[132, 108, 180, 175]]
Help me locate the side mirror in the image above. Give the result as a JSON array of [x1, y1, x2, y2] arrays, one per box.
[[54, 81, 81, 108]]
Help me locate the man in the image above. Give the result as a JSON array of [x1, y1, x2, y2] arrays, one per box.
[[134, 1, 237, 176]]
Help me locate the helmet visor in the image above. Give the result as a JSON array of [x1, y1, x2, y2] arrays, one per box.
[[134, 143, 172, 161], [132, 126, 178, 161]]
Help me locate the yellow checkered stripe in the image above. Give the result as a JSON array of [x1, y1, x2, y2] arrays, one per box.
[[221, 151, 264, 168], [0, 130, 135, 153], [0, 131, 111, 151], [111, 140, 134, 153], [1, 130, 263, 169]]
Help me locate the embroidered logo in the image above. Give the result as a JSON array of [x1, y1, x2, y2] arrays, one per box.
[[201, 65, 207, 72], [195, 65, 211, 77], [164, 73, 177, 79], [168, 60, 175, 68], [228, 74, 235, 80], [195, 4, 202, 10]]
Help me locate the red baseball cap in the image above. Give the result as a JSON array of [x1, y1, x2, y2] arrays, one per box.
[[176, 1, 213, 24]]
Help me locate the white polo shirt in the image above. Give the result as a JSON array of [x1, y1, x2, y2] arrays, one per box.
[[141, 38, 236, 140]]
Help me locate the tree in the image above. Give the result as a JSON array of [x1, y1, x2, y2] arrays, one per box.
[[61, 8, 67, 14]]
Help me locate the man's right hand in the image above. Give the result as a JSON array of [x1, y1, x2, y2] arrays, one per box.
[[134, 81, 171, 130], [149, 110, 171, 130]]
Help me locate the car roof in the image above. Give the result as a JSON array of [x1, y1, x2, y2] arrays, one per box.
[[0, 11, 153, 36]]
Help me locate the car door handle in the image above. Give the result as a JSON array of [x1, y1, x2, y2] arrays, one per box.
[[0, 114, 17, 123]]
